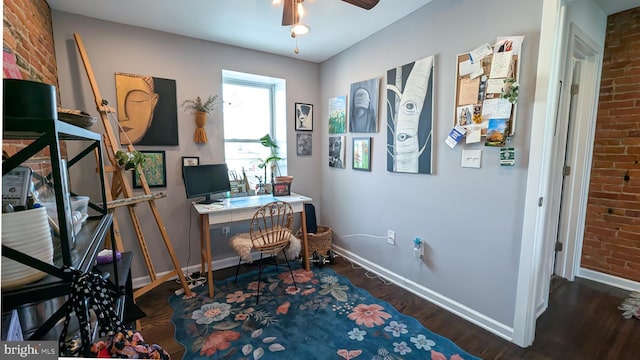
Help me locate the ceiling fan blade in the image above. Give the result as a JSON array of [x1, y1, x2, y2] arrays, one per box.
[[341, 0, 380, 10], [282, 0, 299, 26]]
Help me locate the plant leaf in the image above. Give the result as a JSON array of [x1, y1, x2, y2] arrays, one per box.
[[332, 289, 348, 302], [268, 343, 286, 352], [212, 321, 240, 330], [251, 328, 263, 338], [242, 344, 253, 356]]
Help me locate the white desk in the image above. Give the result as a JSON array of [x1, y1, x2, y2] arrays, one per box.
[[193, 193, 312, 297]]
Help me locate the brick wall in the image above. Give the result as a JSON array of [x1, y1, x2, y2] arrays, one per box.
[[582, 8, 640, 282], [3, 0, 60, 164], [3, 0, 57, 85]]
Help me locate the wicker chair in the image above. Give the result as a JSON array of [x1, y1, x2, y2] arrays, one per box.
[[232, 201, 298, 303]]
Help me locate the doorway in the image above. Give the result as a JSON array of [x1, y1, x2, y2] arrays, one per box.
[[552, 25, 601, 283]]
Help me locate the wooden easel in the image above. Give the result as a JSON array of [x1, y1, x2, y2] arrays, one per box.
[[73, 33, 193, 298]]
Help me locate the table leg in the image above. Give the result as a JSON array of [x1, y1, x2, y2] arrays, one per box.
[[200, 213, 214, 297], [301, 206, 310, 271], [199, 215, 205, 277]]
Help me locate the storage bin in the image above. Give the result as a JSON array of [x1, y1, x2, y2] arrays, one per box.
[[1, 207, 54, 289], [297, 225, 333, 255]]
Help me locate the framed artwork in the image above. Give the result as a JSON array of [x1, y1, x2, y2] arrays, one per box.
[[295, 103, 313, 131], [328, 95, 347, 134], [386, 55, 435, 174], [182, 156, 199, 167], [296, 133, 312, 156], [352, 137, 371, 171], [273, 182, 291, 196], [349, 77, 379, 133], [133, 150, 167, 188], [329, 136, 346, 168], [115, 73, 179, 146]]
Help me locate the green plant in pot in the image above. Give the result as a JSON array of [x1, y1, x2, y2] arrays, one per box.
[[115, 150, 147, 171], [181, 95, 219, 143], [257, 134, 282, 190]]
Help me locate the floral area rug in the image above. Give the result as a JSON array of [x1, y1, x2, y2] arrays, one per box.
[[619, 291, 640, 320], [169, 264, 481, 360]]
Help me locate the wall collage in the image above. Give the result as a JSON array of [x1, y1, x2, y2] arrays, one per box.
[[307, 35, 523, 173]]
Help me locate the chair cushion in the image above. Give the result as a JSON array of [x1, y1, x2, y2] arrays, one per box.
[[285, 234, 301, 260], [230, 232, 301, 264], [230, 233, 253, 263]]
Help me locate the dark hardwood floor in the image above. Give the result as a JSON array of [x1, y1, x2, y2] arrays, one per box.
[[135, 257, 640, 359]]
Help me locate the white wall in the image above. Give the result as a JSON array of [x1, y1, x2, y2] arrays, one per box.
[[51, 12, 323, 280], [318, 0, 543, 331]]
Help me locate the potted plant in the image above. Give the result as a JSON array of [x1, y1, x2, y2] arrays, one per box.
[[181, 95, 219, 143], [115, 150, 147, 171], [256, 134, 284, 191]]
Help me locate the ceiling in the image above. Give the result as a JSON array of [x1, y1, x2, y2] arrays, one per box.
[[46, 0, 433, 63], [46, 0, 639, 63], [594, 0, 639, 16]]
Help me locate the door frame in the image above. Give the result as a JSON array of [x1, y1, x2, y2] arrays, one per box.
[[552, 24, 602, 281], [512, 0, 566, 347]]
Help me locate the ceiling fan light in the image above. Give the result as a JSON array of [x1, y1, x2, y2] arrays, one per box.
[[297, 2, 305, 18], [291, 23, 310, 36]]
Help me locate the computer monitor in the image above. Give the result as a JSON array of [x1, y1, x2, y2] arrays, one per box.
[[183, 164, 231, 204]]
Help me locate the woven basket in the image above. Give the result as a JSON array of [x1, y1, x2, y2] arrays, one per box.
[[297, 225, 333, 255]]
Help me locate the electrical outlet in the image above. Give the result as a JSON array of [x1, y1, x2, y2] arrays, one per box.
[[387, 230, 396, 245], [222, 226, 230, 234]]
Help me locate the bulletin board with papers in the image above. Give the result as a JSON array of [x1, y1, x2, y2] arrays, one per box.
[[453, 36, 524, 147]]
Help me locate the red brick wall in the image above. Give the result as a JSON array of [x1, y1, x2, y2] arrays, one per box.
[[3, 0, 60, 162], [3, 0, 57, 85], [582, 8, 640, 282]]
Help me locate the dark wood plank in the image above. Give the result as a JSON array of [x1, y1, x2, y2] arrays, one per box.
[[136, 257, 640, 359]]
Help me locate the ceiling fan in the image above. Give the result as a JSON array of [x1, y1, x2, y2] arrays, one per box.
[[280, 0, 380, 26]]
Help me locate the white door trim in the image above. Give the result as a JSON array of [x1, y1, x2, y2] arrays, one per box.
[[554, 24, 602, 281], [512, 0, 565, 347]]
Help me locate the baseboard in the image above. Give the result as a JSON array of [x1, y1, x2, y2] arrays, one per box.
[[332, 245, 515, 343], [577, 268, 640, 292]]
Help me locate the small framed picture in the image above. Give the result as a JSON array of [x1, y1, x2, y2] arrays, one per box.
[[295, 102, 313, 131], [133, 150, 167, 188], [296, 133, 312, 156], [352, 137, 371, 171], [273, 182, 291, 196], [182, 156, 199, 167]]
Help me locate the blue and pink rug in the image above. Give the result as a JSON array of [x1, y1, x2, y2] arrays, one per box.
[[169, 265, 481, 359]]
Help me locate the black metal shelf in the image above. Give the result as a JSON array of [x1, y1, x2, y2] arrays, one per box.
[[1, 215, 113, 309], [97, 251, 135, 321], [1, 113, 128, 355]]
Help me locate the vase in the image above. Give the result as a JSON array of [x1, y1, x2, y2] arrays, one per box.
[[275, 175, 293, 189], [194, 111, 208, 143]]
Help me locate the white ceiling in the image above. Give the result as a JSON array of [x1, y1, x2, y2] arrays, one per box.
[[46, 0, 639, 63], [46, 0, 433, 63], [594, 0, 640, 16]]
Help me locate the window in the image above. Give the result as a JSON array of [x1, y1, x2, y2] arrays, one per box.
[[222, 71, 286, 189]]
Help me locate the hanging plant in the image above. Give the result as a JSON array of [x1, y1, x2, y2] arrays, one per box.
[[501, 78, 519, 104], [115, 150, 147, 171], [181, 95, 219, 143]]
